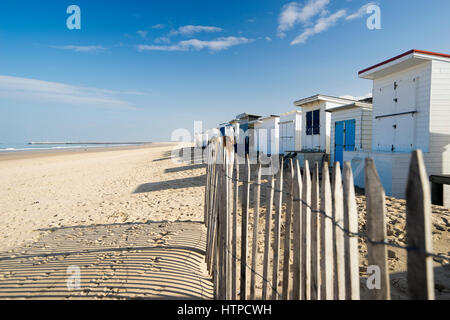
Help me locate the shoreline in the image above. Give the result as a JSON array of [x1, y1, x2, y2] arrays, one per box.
[[0, 142, 177, 161]]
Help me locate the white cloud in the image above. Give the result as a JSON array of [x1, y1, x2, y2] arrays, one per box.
[[170, 25, 223, 36], [0, 75, 145, 110], [265, 36, 272, 42], [50, 45, 106, 53], [290, 9, 347, 45], [136, 30, 148, 39], [137, 36, 252, 52], [151, 24, 166, 29], [277, 0, 330, 37], [154, 36, 171, 44], [346, 2, 375, 20]]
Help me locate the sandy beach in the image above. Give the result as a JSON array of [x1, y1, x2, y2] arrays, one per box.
[[0, 144, 448, 300], [0, 143, 212, 299]]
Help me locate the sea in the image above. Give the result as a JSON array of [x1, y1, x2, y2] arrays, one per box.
[[0, 142, 148, 152]]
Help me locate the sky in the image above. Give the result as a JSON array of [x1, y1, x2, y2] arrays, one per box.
[[1, 0, 450, 143]]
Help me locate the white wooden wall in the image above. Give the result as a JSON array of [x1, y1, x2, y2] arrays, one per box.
[[254, 118, 280, 155], [279, 111, 302, 154], [372, 62, 432, 152], [343, 150, 411, 198], [427, 60, 450, 175], [300, 101, 334, 153], [427, 59, 450, 206]]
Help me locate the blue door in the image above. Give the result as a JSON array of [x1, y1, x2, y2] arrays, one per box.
[[344, 120, 356, 152], [335, 120, 356, 167], [335, 121, 345, 165]]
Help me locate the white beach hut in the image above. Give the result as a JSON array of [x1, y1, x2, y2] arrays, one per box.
[[344, 49, 450, 206], [293, 94, 359, 166], [326, 101, 372, 168], [279, 110, 302, 155], [251, 115, 280, 155]]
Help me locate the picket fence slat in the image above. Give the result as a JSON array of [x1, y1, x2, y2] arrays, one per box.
[[332, 164, 346, 300], [218, 141, 225, 299], [343, 162, 360, 300], [311, 162, 320, 300], [271, 158, 284, 300], [262, 168, 275, 300], [282, 159, 294, 300], [365, 158, 390, 300], [240, 155, 250, 300], [292, 159, 302, 300], [232, 153, 239, 300], [406, 150, 435, 300], [250, 161, 262, 300], [300, 160, 311, 300], [225, 141, 234, 300], [320, 161, 334, 300]]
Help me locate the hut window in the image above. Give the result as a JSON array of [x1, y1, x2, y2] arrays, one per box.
[[306, 110, 320, 135], [313, 109, 320, 134]]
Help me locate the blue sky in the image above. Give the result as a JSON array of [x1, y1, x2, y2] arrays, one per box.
[[1, 0, 449, 143]]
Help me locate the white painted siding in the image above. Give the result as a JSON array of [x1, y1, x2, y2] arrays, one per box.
[[300, 101, 324, 151], [428, 59, 450, 206], [361, 108, 373, 150], [344, 150, 411, 198], [254, 117, 280, 155], [371, 61, 432, 152], [279, 111, 302, 154], [330, 107, 372, 165]]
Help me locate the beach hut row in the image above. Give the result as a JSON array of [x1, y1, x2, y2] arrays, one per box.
[[198, 49, 450, 206]]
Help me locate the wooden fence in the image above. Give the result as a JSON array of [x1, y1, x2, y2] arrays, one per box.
[[204, 137, 438, 300]]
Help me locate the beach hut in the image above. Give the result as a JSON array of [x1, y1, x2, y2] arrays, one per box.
[[234, 113, 261, 154], [218, 122, 234, 138], [251, 115, 280, 155], [326, 101, 372, 167], [279, 110, 302, 155], [293, 94, 359, 166], [344, 49, 450, 206]]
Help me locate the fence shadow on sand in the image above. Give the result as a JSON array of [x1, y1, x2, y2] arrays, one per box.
[[0, 221, 213, 300]]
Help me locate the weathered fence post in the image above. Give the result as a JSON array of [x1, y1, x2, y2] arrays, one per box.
[[232, 152, 239, 300], [213, 140, 222, 299], [301, 160, 311, 300], [225, 139, 234, 300], [406, 150, 435, 300], [204, 144, 210, 226], [311, 162, 320, 300], [332, 163, 346, 300], [292, 159, 303, 300], [250, 160, 262, 300], [343, 162, 360, 300], [320, 161, 334, 300], [205, 143, 212, 268], [282, 159, 294, 300], [271, 158, 284, 300], [365, 158, 390, 300], [262, 163, 275, 300], [218, 140, 226, 299], [240, 154, 250, 300]]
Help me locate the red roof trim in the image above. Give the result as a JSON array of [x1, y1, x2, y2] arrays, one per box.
[[358, 49, 450, 75]]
